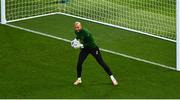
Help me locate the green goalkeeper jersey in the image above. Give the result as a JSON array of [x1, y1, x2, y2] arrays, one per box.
[[75, 28, 97, 49]]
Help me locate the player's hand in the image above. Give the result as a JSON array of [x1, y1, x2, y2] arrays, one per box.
[[80, 44, 84, 48]]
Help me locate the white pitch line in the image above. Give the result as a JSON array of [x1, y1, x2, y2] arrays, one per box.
[[100, 48, 176, 70], [6, 24, 176, 71], [6, 24, 71, 43]]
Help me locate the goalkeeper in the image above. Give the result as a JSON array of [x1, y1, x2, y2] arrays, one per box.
[[72, 22, 118, 86]]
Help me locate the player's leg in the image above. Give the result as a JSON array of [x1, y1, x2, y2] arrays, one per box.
[[90, 47, 118, 85], [74, 49, 89, 85], [90, 47, 112, 75], [77, 49, 89, 78]]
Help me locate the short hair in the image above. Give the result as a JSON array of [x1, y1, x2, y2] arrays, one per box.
[[75, 22, 81, 26]]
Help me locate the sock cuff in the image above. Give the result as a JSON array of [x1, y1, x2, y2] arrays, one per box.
[[78, 77, 81, 80], [110, 75, 115, 80]]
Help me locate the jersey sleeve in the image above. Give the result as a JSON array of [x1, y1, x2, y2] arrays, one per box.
[[75, 31, 80, 39], [82, 29, 91, 47], [76, 35, 80, 40]]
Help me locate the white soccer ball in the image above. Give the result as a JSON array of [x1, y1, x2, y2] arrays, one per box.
[[71, 39, 81, 49]]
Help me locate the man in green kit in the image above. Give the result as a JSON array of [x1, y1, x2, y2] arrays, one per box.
[[72, 22, 118, 86]]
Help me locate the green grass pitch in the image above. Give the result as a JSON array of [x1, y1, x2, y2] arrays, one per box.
[[0, 14, 180, 98]]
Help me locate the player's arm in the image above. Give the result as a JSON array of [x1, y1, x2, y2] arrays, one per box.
[[80, 30, 91, 47], [76, 35, 80, 40], [75, 34, 82, 43]]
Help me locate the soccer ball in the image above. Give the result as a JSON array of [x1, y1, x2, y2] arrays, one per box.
[[71, 39, 82, 49]]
